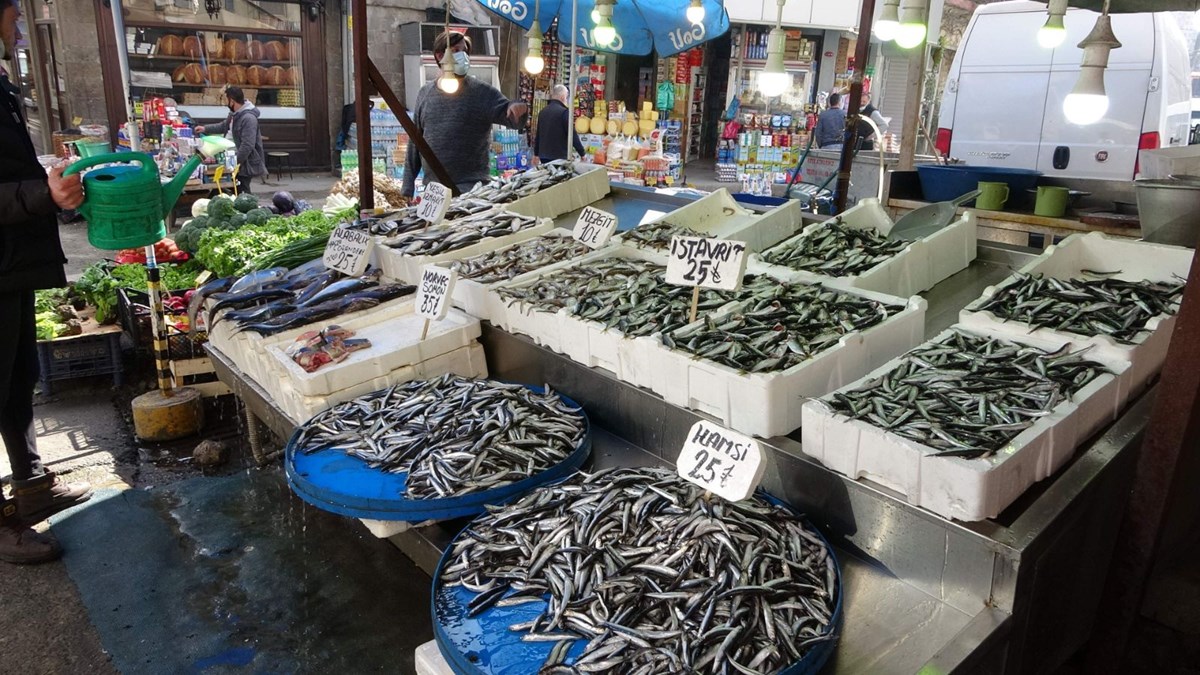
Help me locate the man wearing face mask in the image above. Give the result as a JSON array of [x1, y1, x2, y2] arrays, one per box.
[[402, 31, 529, 198], [0, 0, 95, 564], [195, 86, 266, 194]]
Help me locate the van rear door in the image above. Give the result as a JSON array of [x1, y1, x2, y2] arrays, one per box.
[[1036, 11, 1153, 180], [947, 8, 1052, 169]]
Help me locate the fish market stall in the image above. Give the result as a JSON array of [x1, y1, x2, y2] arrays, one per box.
[[204, 182, 1181, 674]]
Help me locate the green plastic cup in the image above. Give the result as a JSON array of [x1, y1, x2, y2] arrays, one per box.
[[976, 181, 1009, 210], [1034, 186, 1070, 218]]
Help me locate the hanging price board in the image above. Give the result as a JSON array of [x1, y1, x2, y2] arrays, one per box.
[[323, 224, 375, 277], [417, 182, 452, 227], [416, 265, 457, 322], [665, 236, 748, 292], [572, 206, 618, 249], [676, 420, 765, 502]]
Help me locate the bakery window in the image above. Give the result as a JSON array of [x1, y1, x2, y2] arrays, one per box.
[[123, 0, 305, 121]]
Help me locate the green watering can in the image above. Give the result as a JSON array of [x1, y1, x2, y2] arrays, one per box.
[[63, 152, 202, 251]]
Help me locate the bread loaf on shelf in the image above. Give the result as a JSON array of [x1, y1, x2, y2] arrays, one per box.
[[206, 36, 224, 59], [247, 40, 264, 61], [157, 34, 184, 57], [208, 63, 226, 86], [266, 66, 286, 86], [172, 63, 206, 85], [264, 40, 289, 62], [285, 66, 300, 86], [182, 35, 204, 59], [246, 65, 268, 86], [223, 38, 247, 62], [225, 65, 247, 85]]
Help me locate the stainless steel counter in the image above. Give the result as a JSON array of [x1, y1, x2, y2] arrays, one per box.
[[208, 191, 1150, 674]]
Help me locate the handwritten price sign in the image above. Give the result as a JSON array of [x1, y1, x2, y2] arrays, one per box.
[[572, 206, 618, 249], [416, 182, 452, 227], [323, 224, 375, 277], [676, 420, 765, 502], [416, 265, 457, 321], [665, 236, 749, 291]]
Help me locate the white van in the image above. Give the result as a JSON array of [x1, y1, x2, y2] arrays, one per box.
[[935, 1, 1192, 181]]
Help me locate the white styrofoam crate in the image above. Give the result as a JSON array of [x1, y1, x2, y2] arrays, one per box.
[[375, 211, 555, 284], [614, 189, 803, 257], [749, 198, 977, 298], [801, 325, 1133, 522], [262, 307, 481, 398], [638, 288, 927, 438], [504, 162, 611, 219], [274, 342, 488, 425], [415, 641, 455, 675], [442, 229, 613, 325], [959, 232, 1193, 394]]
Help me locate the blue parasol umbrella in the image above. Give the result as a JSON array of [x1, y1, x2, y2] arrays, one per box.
[[477, 0, 730, 57]]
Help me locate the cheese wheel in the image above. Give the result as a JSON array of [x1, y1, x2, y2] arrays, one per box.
[[606, 119, 619, 136], [247, 40, 264, 61], [622, 120, 638, 136], [265, 40, 288, 62], [183, 36, 203, 59], [225, 65, 247, 84], [158, 34, 184, 57], [574, 115, 590, 134], [589, 117, 606, 135], [246, 65, 268, 86], [208, 63, 227, 86]]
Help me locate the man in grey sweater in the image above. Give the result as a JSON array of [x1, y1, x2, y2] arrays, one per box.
[[402, 31, 528, 198], [196, 87, 267, 194]]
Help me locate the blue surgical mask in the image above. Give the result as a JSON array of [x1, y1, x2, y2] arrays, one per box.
[[452, 51, 470, 76]]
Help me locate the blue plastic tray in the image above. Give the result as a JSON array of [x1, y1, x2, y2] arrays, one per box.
[[916, 164, 1042, 203], [283, 386, 592, 522], [430, 489, 843, 675]]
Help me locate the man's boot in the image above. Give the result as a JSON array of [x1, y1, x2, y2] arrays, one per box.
[[0, 501, 62, 564], [11, 472, 93, 525]]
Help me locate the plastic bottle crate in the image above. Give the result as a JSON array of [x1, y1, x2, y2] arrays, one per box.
[[37, 331, 123, 394]]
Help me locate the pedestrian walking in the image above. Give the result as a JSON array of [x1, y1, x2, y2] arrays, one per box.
[[533, 84, 585, 164], [196, 86, 267, 195]]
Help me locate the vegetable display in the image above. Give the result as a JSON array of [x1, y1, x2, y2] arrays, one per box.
[[34, 288, 82, 340], [196, 210, 342, 277], [74, 261, 204, 324]]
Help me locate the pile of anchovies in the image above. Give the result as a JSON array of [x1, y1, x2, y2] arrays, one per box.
[[761, 221, 909, 277], [827, 331, 1110, 459], [294, 374, 585, 499], [441, 467, 838, 674], [664, 283, 894, 373], [449, 235, 593, 284], [360, 161, 578, 237], [620, 221, 707, 252], [974, 272, 1185, 344], [382, 210, 543, 257], [495, 258, 777, 337]]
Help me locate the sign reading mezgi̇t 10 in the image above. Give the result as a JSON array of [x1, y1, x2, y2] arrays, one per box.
[[676, 420, 765, 502], [665, 235, 749, 292], [572, 206, 618, 249]]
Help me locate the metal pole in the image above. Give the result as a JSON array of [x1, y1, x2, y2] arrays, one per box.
[[110, 0, 140, 151], [833, 0, 877, 214], [145, 248, 174, 396], [566, 0, 578, 161], [352, 0, 374, 210], [897, 42, 927, 171]]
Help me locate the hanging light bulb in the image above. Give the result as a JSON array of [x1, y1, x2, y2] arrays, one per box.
[[438, 47, 459, 94], [894, 0, 927, 49], [759, 28, 788, 97], [1038, 0, 1069, 49], [1064, 9, 1120, 125], [686, 0, 705, 25], [525, 16, 545, 74], [873, 0, 900, 42], [593, 0, 617, 47]]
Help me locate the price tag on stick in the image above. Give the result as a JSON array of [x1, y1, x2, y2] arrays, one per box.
[[677, 421, 765, 502], [572, 206, 618, 249], [323, 224, 376, 277], [665, 235, 749, 322], [416, 265, 457, 339], [416, 182, 452, 227]]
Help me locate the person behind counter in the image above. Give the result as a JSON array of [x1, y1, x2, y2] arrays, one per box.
[[814, 92, 846, 150], [856, 94, 890, 151], [533, 84, 585, 165], [402, 31, 529, 198], [195, 87, 266, 195]]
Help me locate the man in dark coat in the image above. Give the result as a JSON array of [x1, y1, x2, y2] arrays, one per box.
[[533, 84, 585, 164], [0, 0, 94, 564]]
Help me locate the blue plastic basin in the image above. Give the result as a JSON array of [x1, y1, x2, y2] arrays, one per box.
[[916, 164, 1042, 203]]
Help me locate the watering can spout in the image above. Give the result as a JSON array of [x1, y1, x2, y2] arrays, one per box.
[[162, 155, 203, 218]]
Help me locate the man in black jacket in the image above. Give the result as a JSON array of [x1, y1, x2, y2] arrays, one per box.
[[533, 84, 585, 164], [1, 0, 94, 564]]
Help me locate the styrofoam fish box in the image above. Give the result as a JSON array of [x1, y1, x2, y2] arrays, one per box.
[[442, 229, 613, 325], [636, 288, 927, 438], [802, 325, 1133, 521], [959, 232, 1193, 394], [615, 189, 802, 257], [274, 342, 488, 425], [749, 198, 977, 298], [415, 641, 455, 675], [504, 162, 611, 219], [375, 211, 555, 284], [263, 307, 480, 398]]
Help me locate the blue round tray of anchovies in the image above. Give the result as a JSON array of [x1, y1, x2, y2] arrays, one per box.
[[429, 490, 844, 675], [283, 386, 593, 522]]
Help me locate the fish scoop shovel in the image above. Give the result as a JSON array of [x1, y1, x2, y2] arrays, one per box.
[[887, 189, 981, 241]]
